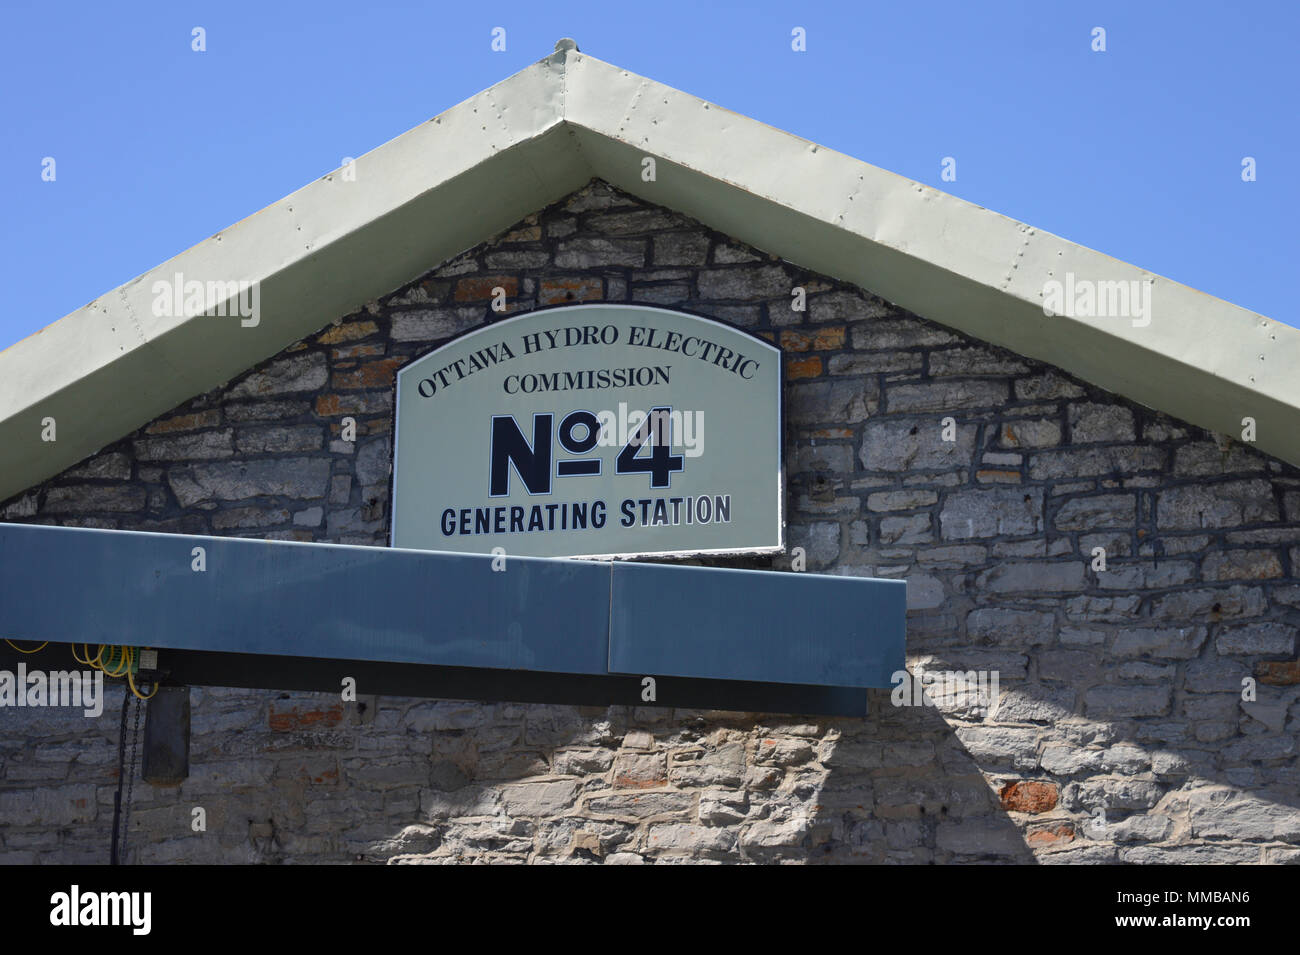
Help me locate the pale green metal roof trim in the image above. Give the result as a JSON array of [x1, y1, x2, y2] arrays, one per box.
[[1, 41, 1296, 505]]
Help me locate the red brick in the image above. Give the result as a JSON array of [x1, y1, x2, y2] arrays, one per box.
[[782, 327, 845, 352], [999, 781, 1058, 813], [976, 469, 1021, 484], [540, 278, 602, 305], [146, 410, 220, 434], [454, 276, 518, 301], [1257, 660, 1300, 685], [317, 320, 378, 345], [786, 357, 822, 380], [333, 358, 403, 390], [315, 393, 390, 416], [1026, 823, 1075, 847], [332, 343, 385, 360], [502, 224, 541, 242], [268, 704, 344, 732]]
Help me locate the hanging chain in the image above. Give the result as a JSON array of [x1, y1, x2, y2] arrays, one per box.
[[110, 685, 130, 864], [121, 690, 142, 863]]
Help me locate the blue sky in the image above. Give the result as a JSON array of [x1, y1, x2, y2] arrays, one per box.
[[2, 0, 1295, 351]]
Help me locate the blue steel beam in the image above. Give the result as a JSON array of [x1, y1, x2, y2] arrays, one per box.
[[609, 561, 905, 688], [0, 522, 905, 688]]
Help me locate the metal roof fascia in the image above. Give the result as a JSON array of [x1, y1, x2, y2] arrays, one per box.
[[0, 52, 583, 504], [562, 52, 1300, 467]]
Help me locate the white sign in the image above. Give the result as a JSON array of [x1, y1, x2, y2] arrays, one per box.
[[391, 304, 783, 558]]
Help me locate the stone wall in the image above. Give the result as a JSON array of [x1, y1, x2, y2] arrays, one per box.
[[1, 180, 1298, 864]]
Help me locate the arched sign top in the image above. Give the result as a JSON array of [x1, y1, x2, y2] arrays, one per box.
[[392, 304, 784, 559]]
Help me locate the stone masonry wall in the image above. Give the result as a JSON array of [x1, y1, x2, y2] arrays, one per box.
[[2, 179, 1298, 863]]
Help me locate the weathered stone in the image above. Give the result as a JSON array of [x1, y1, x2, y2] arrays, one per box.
[[355, 437, 392, 487], [1038, 649, 1103, 684], [1112, 626, 1207, 660], [224, 399, 311, 423], [64, 452, 132, 480], [1014, 372, 1084, 401], [1184, 658, 1249, 694], [500, 780, 580, 817], [999, 418, 1061, 449], [934, 819, 1028, 857], [550, 236, 645, 269], [234, 425, 323, 454], [940, 487, 1043, 539], [1151, 586, 1266, 620], [1029, 446, 1164, 480], [794, 444, 855, 474], [1085, 685, 1171, 719], [585, 791, 695, 821], [611, 753, 666, 790], [0, 785, 97, 825], [887, 380, 1008, 413], [147, 409, 222, 434], [994, 686, 1075, 723], [787, 522, 839, 568], [1107, 814, 1173, 842], [212, 506, 291, 530], [966, 608, 1055, 645], [646, 824, 737, 854], [1070, 778, 1163, 811], [134, 430, 234, 461], [1040, 745, 1104, 775], [390, 306, 485, 341], [171, 460, 326, 509], [829, 352, 922, 375], [1216, 622, 1297, 656], [483, 249, 549, 269], [1069, 404, 1135, 443], [928, 347, 1029, 377], [696, 265, 790, 300], [905, 574, 945, 610], [229, 353, 328, 398], [975, 561, 1087, 594], [43, 485, 146, 513], [741, 816, 809, 851], [860, 419, 976, 472], [953, 727, 1041, 768], [1120, 845, 1259, 864], [1, 493, 38, 517], [1173, 442, 1266, 476], [1239, 698, 1288, 732], [1188, 789, 1300, 840], [867, 489, 938, 512], [789, 379, 877, 425], [317, 319, 379, 344], [1202, 548, 1283, 580], [651, 233, 709, 266], [1156, 480, 1278, 530], [711, 243, 760, 264], [880, 514, 931, 544], [1053, 494, 1135, 530], [698, 789, 748, 825]]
